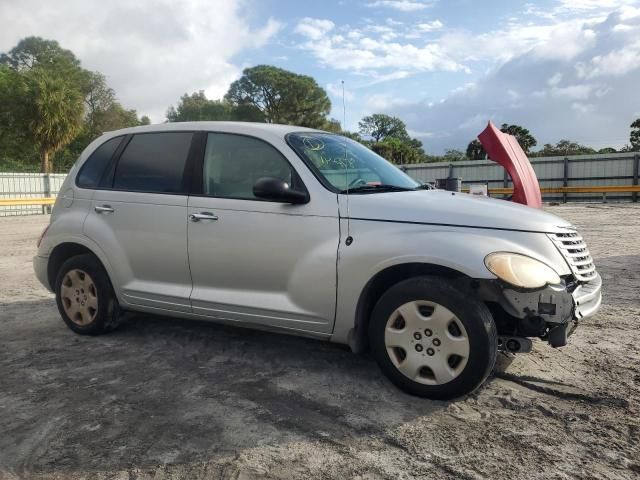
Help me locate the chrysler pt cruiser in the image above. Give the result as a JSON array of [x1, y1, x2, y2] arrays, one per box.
[[33, 122, 602, 399]]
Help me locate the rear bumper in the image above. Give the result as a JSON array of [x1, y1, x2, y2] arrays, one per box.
[[33, 255, 52, 292]]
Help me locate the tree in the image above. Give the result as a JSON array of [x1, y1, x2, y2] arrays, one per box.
[[167, 90, 264, 122], [358, 114, 409, 142], [466, 139, 486, 160], [631, 118, 640, 151], [84, 72, 117, 138], [372, 137, 425, 164], [500, 124, 537, 153], [25, 69, 85, 173], [465, 123, 536, 159], [321, 118, 342, 133], [1, 37, 148, 172], [443, 149, 466, 162], [536, 140, 596, 157], [597, 147, 617, 154], [225, 65, 331, 128], [0, 36, 80, 72]]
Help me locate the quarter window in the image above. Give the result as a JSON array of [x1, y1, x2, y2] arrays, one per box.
[[113, 132, 192, 193], [76, 136, 123, 189], [202, 133, 294, 200]]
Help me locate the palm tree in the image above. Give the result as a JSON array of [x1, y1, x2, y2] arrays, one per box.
[[26, 69, 84, 173]]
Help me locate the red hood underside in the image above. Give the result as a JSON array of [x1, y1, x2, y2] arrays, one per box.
[[477, 121, 542, 209]]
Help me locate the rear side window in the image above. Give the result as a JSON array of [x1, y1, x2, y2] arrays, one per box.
[[113, 132, 192, 193], [76, 136, 123, 189]]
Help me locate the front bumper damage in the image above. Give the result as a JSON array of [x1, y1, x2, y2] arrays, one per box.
[[473, 272, 602, 348]]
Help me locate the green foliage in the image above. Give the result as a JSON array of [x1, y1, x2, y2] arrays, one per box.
[[442, 149, 466, 162], [225, 65, 331, 128], [0, 37, 148, 172], [26, 68, 85, 172], [371, 137, 423, 164], [0, 36, 80, 72], [465, 123, 537, 160], [466, 139, 485, 160], [630, 118, 640, 151], [356, 114, 425, 164], [358, 114, 409, 142], [338, 130, 364, 142], [500, 124, 537, 153], [166, 90, 264, 122], [535, 140, 597, 157], [597, 147, 617, 154]]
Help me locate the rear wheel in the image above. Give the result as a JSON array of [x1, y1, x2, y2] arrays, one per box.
[[369, 276, 497, 399], [54, 254, 122, 335]]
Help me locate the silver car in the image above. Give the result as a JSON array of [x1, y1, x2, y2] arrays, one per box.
[[33, 122, 602, 399]]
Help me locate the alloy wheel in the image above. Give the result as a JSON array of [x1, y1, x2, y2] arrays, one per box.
[[60, 269, 98, 326]]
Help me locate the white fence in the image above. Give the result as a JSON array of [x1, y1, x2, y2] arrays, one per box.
[[1, 151, 638, 216], [401, 152, 640, 202], [0, 173, 66, 217]]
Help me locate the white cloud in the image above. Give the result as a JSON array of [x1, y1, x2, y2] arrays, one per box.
[[548, 73, 563, 86], [555, 0, 638, 12], [386, 8, 640, 153], [367, 1, 433, 12], [577, 41, 640, 78], [294, 18, 335, 40], [416, 20, 443, 32], [549, 84, 594, 100], [0, 0, 282, 121], [295, 18, 466, 74]]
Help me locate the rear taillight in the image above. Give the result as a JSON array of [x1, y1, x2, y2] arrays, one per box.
[[37, 225, 50, 248]]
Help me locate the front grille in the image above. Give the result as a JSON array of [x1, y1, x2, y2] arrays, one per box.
[[548, 231, 597, 282]]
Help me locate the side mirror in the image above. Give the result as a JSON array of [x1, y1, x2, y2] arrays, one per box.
[[253, 177, 309, 204]]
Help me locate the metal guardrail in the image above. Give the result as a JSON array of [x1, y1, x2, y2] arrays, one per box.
[[402, 151, 640, 203], [0, 197, 57, 206], [0, 173, 65, 216]]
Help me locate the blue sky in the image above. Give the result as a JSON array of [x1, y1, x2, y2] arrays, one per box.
[[1, 0, 640, 153]]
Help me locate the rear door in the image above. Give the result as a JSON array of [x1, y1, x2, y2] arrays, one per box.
[[187, 131, 339, 333], [83, 131, 194, 313]]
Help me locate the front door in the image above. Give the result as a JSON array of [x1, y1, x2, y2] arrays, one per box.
[[187, 132, 339, 334]]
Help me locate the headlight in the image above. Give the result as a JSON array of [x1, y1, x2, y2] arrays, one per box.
[[485, 252, 561, 289]]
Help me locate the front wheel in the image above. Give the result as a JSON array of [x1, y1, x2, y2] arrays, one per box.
[[369, 276, 497, 400]]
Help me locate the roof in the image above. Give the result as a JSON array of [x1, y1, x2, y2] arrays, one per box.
[[107, 121, 323, 139]]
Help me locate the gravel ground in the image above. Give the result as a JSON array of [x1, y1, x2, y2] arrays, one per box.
[[0, 204, 639, 480]]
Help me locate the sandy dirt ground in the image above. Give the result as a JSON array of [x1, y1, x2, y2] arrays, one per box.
[[0, 204, 639, 480]]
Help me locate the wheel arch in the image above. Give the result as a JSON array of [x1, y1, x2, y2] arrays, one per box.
[[350, 262, 472, 353], [47, 242, 112, 292]]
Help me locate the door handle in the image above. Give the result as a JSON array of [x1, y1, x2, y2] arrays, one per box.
[[189, 212, 218, 222], [94, 205, 114, 214]]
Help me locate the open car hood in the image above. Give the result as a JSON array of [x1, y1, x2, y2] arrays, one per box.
[[478, 121, 542, 208]]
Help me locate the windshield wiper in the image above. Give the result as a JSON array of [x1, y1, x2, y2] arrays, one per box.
[[340, 184, 415, 194]]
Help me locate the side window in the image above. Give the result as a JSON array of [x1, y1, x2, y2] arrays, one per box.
[[76, 136, 123, 189], [203, 133, 294, 200], [113, 132, 192, 193]]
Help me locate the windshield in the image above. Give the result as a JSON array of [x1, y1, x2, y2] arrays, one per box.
[[287, 133, 420, 193]]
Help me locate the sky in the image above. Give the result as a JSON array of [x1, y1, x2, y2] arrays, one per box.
[[1, 0, 639, 153]]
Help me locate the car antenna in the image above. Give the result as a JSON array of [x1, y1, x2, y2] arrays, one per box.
[[342, 80, 353, 246]]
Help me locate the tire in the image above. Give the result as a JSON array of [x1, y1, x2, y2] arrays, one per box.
[[54, 253, 122, 335], [368, 275, 497, 400]]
